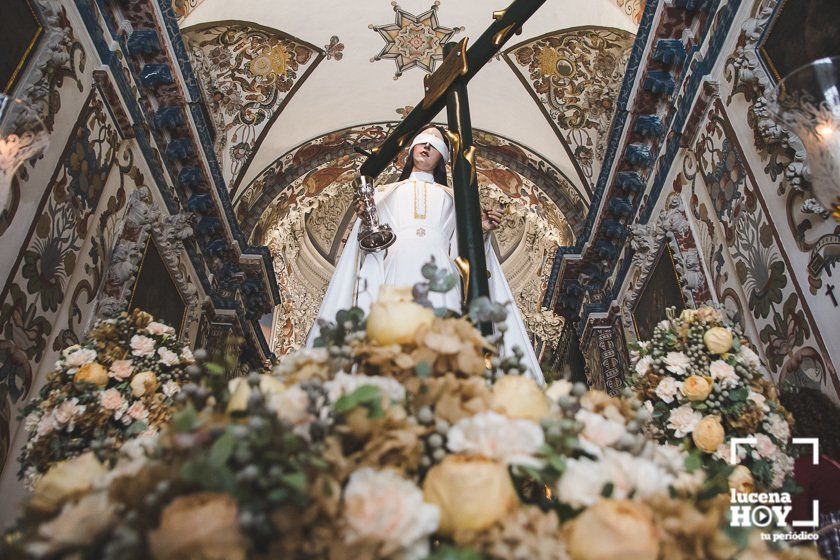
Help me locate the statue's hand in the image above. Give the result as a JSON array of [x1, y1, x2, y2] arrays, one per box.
[[481, 208, 503, 233]]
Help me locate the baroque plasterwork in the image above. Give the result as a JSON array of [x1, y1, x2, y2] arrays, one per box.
[[94, 187, 200, 336], [616, 0, 646, 25], [621, 193, 711, 338], [183, 23, 325, 192], [724, 0, 816, 207], [504, 27, 635, 190], [369, 1, 463, 79]]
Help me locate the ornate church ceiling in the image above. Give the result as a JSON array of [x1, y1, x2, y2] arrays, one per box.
[[175, 0, 642, 355]]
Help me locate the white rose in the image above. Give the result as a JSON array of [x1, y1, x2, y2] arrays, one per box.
[[343, 468, 439, 554], [162, 381, 181, 398], [180, 347, 195, 364], [130, 335, 156, 357], [663, 352, 691, 376], [575, 408, 626, 447], [655, 377, 682, 404], [667, 404, 702, 438], [446, 411, 544, 468], [602, 448, 673, 500], [709, 360, 738, 388], [65, 348, 97, 367]]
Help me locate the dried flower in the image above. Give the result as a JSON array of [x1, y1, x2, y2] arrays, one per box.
[[148, 493, 247, 560]]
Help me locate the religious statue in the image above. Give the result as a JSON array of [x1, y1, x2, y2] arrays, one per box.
[[306, 126, 543, 382]]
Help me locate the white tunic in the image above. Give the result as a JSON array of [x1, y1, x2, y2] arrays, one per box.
[[306, 170, 544, 383]]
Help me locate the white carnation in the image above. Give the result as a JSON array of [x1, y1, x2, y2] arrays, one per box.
[[446, 411, 544, 467], [575, 408, 626, 447], [709, 360, 738, 388], [343, 468, 439, 554], [65, 348, 97, 367], [663, 352, 691, 376], [667, 404, 702, 438], [655, 377, 682, 404], [325, 371, 406, 403]]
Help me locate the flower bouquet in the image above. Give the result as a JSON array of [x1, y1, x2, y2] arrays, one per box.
[[630, 307, 796, 495], [2, 278, 817, 560], [17, 310, 194, 482]]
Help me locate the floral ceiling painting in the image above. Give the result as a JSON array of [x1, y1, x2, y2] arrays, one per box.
[[369, 1, 464, 79], [182, 23, 326, 192], [504, 27, 635, 193]]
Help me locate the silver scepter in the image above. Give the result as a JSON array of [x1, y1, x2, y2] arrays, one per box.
[[353, 174, 396, 253]]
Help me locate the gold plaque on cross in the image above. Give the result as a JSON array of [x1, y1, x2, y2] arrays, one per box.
[[422, 38, 469, 110]]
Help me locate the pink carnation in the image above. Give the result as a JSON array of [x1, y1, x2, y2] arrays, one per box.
[[109, 359, 134, 381], [100, 388, 125, 411]]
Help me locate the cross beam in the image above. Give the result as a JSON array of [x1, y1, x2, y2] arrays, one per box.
[[358, 0, 546, 326], [358, 0, 547, 178]]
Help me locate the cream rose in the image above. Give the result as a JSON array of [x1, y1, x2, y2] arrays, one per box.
[[226, 375, 286, 414], [73, 362, 109, 388], [729, 465, 755, 494], [704, 327, 733, 354], [32, 492, 117, 555], [148, 493, 247, 560], [545, 379, 573, 401], [567, 500, 658, 560], [130, 370, 158, 397], [422, 455, 518, 535], [30, 453, 107, 512], [490, 375, 549, 421], [692, 416, 725, 453], [682, 375, 713, 401], [366, 285, 435, 345]]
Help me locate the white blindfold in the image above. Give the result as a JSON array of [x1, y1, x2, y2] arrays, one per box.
[[409, 133, 450, 164]]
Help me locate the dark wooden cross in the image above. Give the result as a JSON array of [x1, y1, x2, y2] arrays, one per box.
[[359, 0, 546, 332]]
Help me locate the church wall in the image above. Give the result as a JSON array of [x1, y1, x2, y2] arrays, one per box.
[[0, 0, 280, 525], [598, 0, 839, 402]]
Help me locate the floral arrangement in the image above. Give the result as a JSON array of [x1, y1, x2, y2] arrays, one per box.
[[2, 279, 817, 559], [630, 307, 796, 494], [17, 310, 194, 482]]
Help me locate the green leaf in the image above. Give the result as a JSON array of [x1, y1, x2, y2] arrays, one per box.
[[268, 488, 288, 502], [548, 455, 566, 472], [209, 431, 236, 467], [172, 404, 199, 432], [685, 451, 702, 472], [204, 363, 225, 376], [729, 387, 748, 402], [414, 361, 432, 378], [601, 482, 614, 498], [281, 471, 307, 491], [126, 421, 147, 436], [334, 385, 382, 414]]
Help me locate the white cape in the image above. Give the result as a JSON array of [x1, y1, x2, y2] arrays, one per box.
[[305, 178, 544, 384]]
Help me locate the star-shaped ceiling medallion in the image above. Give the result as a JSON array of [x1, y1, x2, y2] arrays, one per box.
[[369, 1, 463, 80]]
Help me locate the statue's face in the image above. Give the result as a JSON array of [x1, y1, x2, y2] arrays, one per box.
[[411, 127, 445, 172]]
